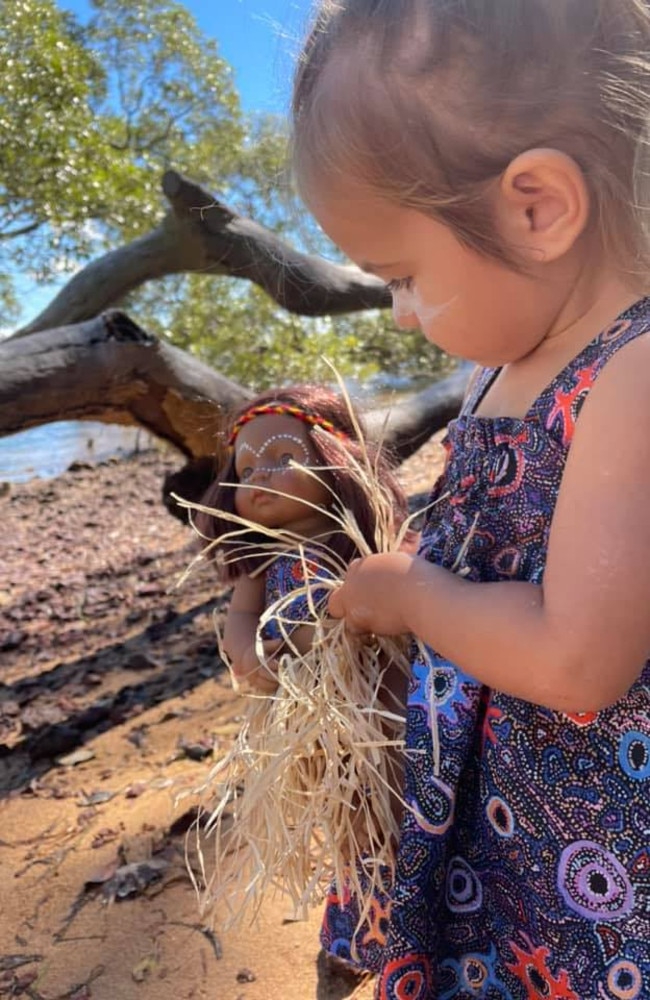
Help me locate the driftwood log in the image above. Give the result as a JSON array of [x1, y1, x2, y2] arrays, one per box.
[[10, 171, 391, 339], [0, 310, 470, 513], [1, 311, 250, 459], [2, 170, 471, 515]]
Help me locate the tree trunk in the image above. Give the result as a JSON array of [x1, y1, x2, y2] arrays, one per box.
[[0, 311, 470, 509], [0, 311, 251, 459]]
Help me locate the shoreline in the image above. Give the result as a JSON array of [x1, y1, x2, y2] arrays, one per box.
[[0, 420, 161, 485]]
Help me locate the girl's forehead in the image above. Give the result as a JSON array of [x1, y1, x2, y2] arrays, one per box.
[[234, 413, 313, 451], [305, 180, 413, 268]]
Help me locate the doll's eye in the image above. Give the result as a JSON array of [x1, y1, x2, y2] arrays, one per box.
[[239, 466, 253, 481], [279, 452, 294, 467]]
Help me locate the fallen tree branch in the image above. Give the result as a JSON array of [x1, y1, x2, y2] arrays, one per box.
[[0, 311, 251, 458], [12, 171, 391, 338], [1, 311, 470, 518], [1, 311, 469, 459]]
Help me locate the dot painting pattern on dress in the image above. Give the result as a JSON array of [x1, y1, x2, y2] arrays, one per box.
[[371, 299, 650, 1000], [261, 551, 331, 640]]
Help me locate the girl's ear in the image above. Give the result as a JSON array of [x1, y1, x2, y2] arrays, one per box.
[[495, 148, 590, 264]]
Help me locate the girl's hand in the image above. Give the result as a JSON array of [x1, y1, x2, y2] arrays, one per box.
[[328, 552, 414, 636], [233, 638, 283, 694]]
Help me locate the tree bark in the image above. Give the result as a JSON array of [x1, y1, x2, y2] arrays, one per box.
[[0, 311, 252, 459], [364, 363, 472, 460], [12, 171, 391, 338], [0, 310, 469, 466]]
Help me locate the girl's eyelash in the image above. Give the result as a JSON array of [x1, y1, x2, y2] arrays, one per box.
[[387, 277, 413, 292]]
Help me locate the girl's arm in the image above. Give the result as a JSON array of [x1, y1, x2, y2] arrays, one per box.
[[330, 335, 650, 713], [222, 574, 280, 692]]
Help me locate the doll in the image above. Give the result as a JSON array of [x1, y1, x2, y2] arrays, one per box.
[[189, 384, 413, 969]]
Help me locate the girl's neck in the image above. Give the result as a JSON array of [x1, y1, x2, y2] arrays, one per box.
[[476, 262, 644, 420], [539, 257, 644, 355]]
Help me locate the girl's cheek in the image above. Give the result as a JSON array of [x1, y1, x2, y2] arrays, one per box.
[[412, 287, 457, 328]]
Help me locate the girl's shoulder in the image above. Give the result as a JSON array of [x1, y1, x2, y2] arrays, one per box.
[[582, 294, 650, 377], [578, 321, 650, 420], [542, 295, 650, 444]]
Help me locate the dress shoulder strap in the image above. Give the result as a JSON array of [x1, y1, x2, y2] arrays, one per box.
[[460, 365, 498, 416], [535, 296, 650, 446]]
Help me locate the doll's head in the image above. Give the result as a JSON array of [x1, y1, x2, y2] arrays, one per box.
[[196, 384, 408, 580]]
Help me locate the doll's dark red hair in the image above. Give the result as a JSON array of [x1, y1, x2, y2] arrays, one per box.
[[195, 384, 408, 581]]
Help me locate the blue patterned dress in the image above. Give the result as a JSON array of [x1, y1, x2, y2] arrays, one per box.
[[261, 549, 330, 639], [373, 300, 650, 999]]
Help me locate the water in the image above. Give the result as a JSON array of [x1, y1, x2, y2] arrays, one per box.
[[0, 421, 158, 483], [0, 370, 451, 484]]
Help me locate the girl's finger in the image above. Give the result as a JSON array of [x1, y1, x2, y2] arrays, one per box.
[[254, 670, 279, 694]]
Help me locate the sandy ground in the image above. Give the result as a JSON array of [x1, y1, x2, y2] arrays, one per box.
[[0, 437, 444, 1000]]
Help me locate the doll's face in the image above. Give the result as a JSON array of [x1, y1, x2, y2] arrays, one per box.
[[233, 414, 332, 534]]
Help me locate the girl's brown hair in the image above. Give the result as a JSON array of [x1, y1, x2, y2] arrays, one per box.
[[195, 384, 409, 581], [292, 0, 650, 275]]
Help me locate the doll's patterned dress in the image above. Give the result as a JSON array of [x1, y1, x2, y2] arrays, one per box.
[[261, 549, 331, 639], [330, 299, 650, 999]]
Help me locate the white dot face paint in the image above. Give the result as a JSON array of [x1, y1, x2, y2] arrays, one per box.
[[392, 284, 456, 334], [392, 285, 417, 324], [236, 433, 311, 479], [232, 414, 333, 533]]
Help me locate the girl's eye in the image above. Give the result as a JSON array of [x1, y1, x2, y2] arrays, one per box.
[[279, 453, 294, 468], [387, 276, 413, 293], [239, 466, 253, 481]]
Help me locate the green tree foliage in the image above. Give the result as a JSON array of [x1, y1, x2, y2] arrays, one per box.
[[0, 0, 103, 269], [2, 0, 445, 387], [0, 0, 241, 277]]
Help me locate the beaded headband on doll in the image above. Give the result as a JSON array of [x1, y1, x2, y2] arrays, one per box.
[[227, 403, 348, 447]]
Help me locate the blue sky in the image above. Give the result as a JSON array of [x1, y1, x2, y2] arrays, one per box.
[[196, 0, 312, 113], [60, 0, 312, 114]]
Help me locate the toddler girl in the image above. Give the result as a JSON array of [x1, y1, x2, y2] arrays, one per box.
[[291, 2, 650, 997]]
